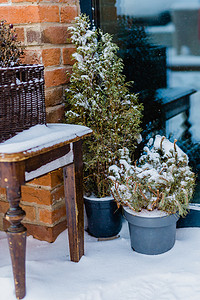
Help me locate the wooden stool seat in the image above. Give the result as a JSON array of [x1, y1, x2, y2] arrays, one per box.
[[0, 123, 92, 299]]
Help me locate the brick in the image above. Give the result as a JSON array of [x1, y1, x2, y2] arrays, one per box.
[[60, 0, 78, 3], [3, 217, 8, 231], [28, 169, 63, 188], [0, 5, 59, 24], [13, 0, 37, 2], [15, 27, 25, 42], [21, 49, 42, 65], [3, 218, 67, 242], [0, 187, 6, 196], [0, 200, 9, 214], [0, 6, 40, 24], [27, 29, 42, 44], [21, 185, 52, 205], [45, 86, 64, 107], [42, 48, 61, 67], [46, 104, 65, 123], [59, 0, 78, 3], [23, 220, 67, 242], [44, 67, 68, 88], [51, 169, 64, 187], [21, 205, 36, 222], [60, 5, 78, 23], [0, 0, 9, 3], [3, 218, 9, 231], [21, 184, 64, 206], [51, 183, 65, 203], [39, 0, 78, 3], [39, 205, 66, 224], [62, 47, 76, 65], [38, 5, 59, 23], [0, 214, 3, 231], [42, 26, 70, 44]]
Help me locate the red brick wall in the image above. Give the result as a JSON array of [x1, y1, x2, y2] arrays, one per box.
[[0, 0, 79, 242], [0, 0, 79, 122], [1, 170, 67, 242]]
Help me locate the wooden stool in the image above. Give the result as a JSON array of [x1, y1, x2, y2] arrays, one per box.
[[0, 123, 92, 299]]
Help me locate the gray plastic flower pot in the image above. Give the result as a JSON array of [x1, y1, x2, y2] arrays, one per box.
[[84, 196, 122, 238], [123, 207, 179, 255]]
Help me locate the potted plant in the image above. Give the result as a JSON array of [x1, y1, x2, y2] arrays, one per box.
[[65, 14, 143, 238], [109, 135, 195, 254], [0, 20, 46, 143]]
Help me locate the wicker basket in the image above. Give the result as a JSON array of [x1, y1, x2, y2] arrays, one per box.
[[0, 64, 46, 143]]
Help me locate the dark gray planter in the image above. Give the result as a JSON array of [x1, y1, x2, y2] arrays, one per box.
[[84, 196, 122, 238], [123, 207, 179, 255]]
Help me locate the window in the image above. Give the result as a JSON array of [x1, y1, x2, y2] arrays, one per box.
[[79, 0, 200, 210]]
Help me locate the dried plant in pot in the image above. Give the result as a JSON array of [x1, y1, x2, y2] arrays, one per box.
[[0, 20, 46, 143], [109, 135, 196, 254], [65, 14, 143, 238]]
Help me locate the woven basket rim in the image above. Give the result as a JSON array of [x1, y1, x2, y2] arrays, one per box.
[[0, 64, 44, 71]]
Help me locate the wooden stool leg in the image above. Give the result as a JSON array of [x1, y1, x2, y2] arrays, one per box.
[[63, 140, 84, 262], [3, 162, 26, 299], [7, 231, 26, 300]]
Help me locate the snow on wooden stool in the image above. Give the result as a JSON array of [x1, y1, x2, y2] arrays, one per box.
[[0, 123, 92, 299]]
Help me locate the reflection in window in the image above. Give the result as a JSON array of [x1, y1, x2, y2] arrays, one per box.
[[80, 0, 200, 203]]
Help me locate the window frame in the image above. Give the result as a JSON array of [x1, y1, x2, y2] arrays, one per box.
[[79, 0, 100, 28]]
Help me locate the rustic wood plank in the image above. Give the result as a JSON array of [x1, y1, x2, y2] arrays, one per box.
[[63, 140, 84, 262], [25, 144, 70, 173]]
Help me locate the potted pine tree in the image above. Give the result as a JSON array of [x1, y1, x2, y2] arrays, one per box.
[[109, 135, 195, 254], [65, 14, 143, 238]]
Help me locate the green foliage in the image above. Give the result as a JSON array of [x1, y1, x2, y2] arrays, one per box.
[[109, 136, 196, 216], [65, 14, 143, 198], [0, 20, 24, 67]]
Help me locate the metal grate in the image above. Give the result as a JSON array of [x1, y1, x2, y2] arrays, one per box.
[[0, 64, 46, 143]]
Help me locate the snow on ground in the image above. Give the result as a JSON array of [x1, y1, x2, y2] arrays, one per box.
[[1, 221, 200, 300], [1, 2, 200, 298]]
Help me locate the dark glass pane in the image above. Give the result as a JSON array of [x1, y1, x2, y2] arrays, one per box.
[[79, 0, 93, 23], [80, 0, 200, 207]]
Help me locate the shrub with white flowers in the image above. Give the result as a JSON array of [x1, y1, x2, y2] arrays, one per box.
[[109, 135, 195, 216], [65, 14, 143, 198]]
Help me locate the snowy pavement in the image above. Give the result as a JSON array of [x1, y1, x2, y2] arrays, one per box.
[[1, 221, 200, 300]]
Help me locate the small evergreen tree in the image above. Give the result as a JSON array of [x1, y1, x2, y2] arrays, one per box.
[[65, 14, 143, 198]]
